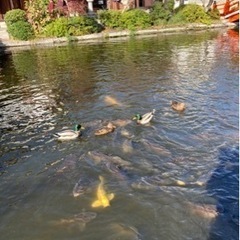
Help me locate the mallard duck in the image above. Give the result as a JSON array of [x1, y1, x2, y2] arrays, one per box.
[[171, 101, 186, 112], [95, 122, 116, 136], [54, 124, 82, 140], [132, 109, 156, 125]]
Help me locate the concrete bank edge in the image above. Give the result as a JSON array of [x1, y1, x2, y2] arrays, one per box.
[[0, 22, 237, 49]]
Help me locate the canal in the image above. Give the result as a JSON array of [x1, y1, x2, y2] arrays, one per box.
[[0, 28, 239, 240]]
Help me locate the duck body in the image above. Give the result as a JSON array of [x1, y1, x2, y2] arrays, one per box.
[[94, 122, 116, 136], [133, 109, 156, 125], [171, 101, 186, 112], [54, 124, 82, 140]]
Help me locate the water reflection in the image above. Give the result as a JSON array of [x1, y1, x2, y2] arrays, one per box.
[[0, 29, 239, 240], [207, 146, 239, 240]]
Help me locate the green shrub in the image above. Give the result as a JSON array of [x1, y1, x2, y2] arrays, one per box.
[[168, 12, 186, 25], [4, 9, 34, 40], [119, 9, 152, 30], [67, 16, 101, 35], [172, 4, 212, 24], [165, 0, 175, 13], [150, 2, 172, 25], [43, 17, 68, 37], [7, 21, 35, 40], [4, 9, 27, 26], [43, 16, 101, 37], [97, 10, 121, 29], [98, 9, 152, 30]]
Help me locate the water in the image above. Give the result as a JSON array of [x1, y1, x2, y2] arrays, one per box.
[[0, 28, 239, 240]]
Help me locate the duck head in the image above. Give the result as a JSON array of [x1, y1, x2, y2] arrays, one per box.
[[132, 114, 142, 121], [74, 124, 82, 131]]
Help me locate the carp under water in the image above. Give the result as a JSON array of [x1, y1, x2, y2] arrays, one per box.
[[0, 28, 239, 240]]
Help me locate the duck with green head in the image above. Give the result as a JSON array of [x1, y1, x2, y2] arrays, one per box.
[[132, 109, 156, 125], [54, 124, 83, 140]]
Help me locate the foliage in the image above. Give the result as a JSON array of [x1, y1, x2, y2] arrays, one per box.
[[119, 9, 152, 30], [97, 10, 121, 29], [97, 9, 152, 30], [43, 16, 101, 37], [25, 0, 52, 34], [170, 4, 212, 24], [164, 0, 175, 13], [4, 9, 27, 25], [149, 2, 172, 25], [43, 17, 68, 37], [168, 12, 186, 25], [7, 21, 35, 40], [4, 9, 34, 40], [207, 9, 220, 20]]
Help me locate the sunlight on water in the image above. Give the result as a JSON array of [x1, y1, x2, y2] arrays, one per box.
[[0, 28, 239, 240]]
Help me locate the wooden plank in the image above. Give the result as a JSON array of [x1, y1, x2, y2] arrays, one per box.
[[224, 9, 239, 18]]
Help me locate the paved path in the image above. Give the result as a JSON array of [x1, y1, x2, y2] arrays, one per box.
[[0, 22, 9, 41]]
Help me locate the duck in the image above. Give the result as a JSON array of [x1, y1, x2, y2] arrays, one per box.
[[171, 101, 186, 112], [132, 109, 156, 125], [54, 124, 82, 140], [94, 122, 116, 136]]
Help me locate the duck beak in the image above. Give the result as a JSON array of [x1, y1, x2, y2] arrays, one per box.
[[81, 126, 85, 130], [132, 117, 136, 120]]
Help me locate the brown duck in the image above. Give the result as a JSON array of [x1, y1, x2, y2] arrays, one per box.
[[94, 122, 116, 136], [171, 101, 186, 112]]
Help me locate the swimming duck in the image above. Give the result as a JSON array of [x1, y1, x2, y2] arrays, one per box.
[[95, 122, 116, 136], [171, 101, 186, 112], [132, 109, 156, 125], [54, 124, 82, 140]]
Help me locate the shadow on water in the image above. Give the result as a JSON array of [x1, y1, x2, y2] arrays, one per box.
[[207, 145, 239, 240], [0, 39, 7, 55]]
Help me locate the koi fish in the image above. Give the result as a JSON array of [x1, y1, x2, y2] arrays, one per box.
[[50, 211, 97, 231], [104, 95, 123, 107], [91, 176, 114, 208], [186, 202, 218, 219]]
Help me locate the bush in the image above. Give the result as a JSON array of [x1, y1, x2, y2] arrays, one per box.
[[7, 21, 35, 40], [97, 10, 121, 29], [119, 9, 152, 30], [4, 9, 27, 26], [43, 17, 68, 37], [25, 0, 52, 34], [150, 2, 172, 25], [171, 4, 212, 25], [43, 16, 101, 37], [207, 9, 220, 20], [68, 16, 101, 35], [168, 12, 186, 25], [165, 0, 175, 13], [4, 9, 34, 40]]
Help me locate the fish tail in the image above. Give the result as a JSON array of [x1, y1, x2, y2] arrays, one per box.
[[99, 175, 104, 182]]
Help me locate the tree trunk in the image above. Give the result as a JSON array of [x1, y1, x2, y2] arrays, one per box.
[[205, 0, 214, 11], [179, 0, 185, 6]]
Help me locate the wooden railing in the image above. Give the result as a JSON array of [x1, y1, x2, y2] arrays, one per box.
[[213, 0, 239, 22]]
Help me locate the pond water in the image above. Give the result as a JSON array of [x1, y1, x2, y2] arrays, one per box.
[[0, 28, 239, 240]]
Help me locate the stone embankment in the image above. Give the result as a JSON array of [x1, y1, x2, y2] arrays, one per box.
[[0, 21, 237, 49]]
